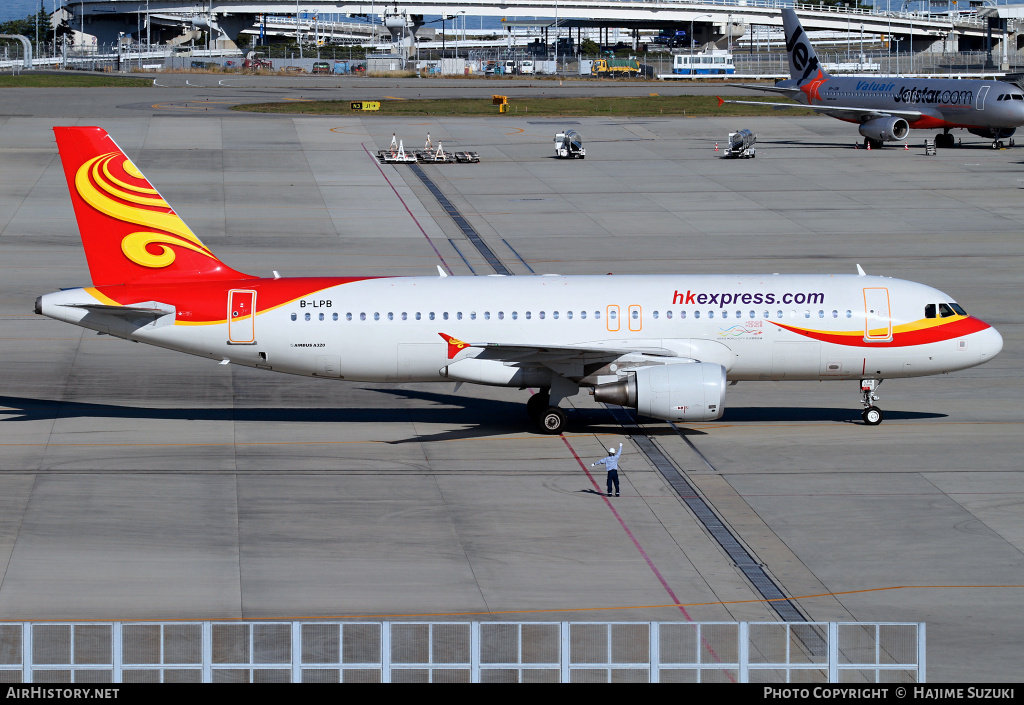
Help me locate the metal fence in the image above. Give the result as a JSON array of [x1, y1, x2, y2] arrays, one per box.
[[0, 621, 923, 683]]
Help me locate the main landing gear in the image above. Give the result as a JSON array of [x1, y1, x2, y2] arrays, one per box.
[[935, 132, 956, 149], [527, 392, 567, 435], [860, 378, 884, 426]]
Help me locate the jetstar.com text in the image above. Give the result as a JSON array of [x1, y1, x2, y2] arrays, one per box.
[[672, 290, 826, 308]]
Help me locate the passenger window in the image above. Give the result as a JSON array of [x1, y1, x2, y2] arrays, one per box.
[[950, 303, 967, 316], [777, 311, 783, 319], [581, 311, 587, 319], [374, 313, 380, 321], [846, 310, 852, 318], [708, 311, 714, 319], [470, 312, 476, 320], [305, 313, 311, 321], [290, 313, 297, 321], [553, 311, 559, 320], [347, 313, 353, 321], [818, 310, 824, 318], [388, 312, 394, 320], [498, 311, 505, 320], [652, 311, 659, 319], [609, 310, 616, 319], [415, 312, 421, 320], [925, 303, 936, 319], [595, 311, 601, 320], [680, 311, 686, 319], [484, 312, 490, 320], [763, 311, 769, 319], [333, 313, 339, 321], [443, 312, 449, 320], [456, 312, 462, 321], [360, 313, 366, 321], [805, 311, 811, 318], [630, 310, 637, 320], [722, 310, 728, 319], [319, 313, 324, 321], [429, 312, 435, 321], [512, 311, 518, 320], [540, 311, 546, 319], [665, 311, 671, 320], [832, 310, 838, 318], [694, 311, 701, 319], [749, 311, 755, 319], [938, 303, 955, 318], [736, 311, 742, 319], [567, 311, 573, 320], [401, 312, 407, 320], [526, 311, 532, 320]]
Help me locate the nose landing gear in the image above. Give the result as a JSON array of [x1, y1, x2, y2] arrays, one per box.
[[860, 379, 884, 425]]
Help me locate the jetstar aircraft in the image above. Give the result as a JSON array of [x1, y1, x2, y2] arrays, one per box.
[[721, 9, 1024, 149], [36, 126, 1002, 433]]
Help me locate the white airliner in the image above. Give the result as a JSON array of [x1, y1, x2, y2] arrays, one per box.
[[36, 127, 1003, 433], [723, 9, 1024, 149]]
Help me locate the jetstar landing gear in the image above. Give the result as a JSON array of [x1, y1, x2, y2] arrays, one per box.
[[860, 378, 884, 425], [935, 132, 956, 149], [526, 392, 549, 420]]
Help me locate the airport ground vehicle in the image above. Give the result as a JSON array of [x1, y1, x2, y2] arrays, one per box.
[[591, 58, 641, 78], [311, 61, 330, 74], [672, 51, 735, 75], [555, 130, 586, 159], [519, 60, 535, 75], [39, 127, 1003, 434], [724, 130, 756, 158]]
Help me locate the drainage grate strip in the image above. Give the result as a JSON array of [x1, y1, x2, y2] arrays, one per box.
[[605, 405, 811, 626], [409, 164, 511, 276]]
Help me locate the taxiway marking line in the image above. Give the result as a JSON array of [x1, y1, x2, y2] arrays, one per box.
[[560, 434, 693, 621]]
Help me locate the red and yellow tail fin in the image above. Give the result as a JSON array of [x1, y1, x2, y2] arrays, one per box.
[[54, 126, 251, 286]]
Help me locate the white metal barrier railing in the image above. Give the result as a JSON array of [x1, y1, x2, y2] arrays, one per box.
[[0, 621, 924, 684]]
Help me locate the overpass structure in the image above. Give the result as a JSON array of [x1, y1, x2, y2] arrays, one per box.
[[65, 0, 1013, 54]]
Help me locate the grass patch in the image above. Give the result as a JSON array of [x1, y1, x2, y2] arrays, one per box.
[[234, 95, 818, 118], [0, 73, 152, 88]]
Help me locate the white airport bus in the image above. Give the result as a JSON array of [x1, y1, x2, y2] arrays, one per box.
[[672, 51, 735, 75]]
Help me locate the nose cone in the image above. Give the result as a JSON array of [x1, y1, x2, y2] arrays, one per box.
[[975, 321, 1003, 364]]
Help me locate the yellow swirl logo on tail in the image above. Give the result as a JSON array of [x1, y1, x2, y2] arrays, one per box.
[[75, 153, 219, 269]]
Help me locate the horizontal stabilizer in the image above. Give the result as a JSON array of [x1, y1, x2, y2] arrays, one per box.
[[59, 302, 175, 319]]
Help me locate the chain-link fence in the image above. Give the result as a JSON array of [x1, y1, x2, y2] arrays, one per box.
[[0, 621, 924, 683]]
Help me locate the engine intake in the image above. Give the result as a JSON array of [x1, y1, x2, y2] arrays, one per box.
[[859, 117, 910, 143], [593, 363, 727, 422]]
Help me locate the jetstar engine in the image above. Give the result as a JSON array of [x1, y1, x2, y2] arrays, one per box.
[[859, 117, 910, 142], [592, 362, 727, 422]]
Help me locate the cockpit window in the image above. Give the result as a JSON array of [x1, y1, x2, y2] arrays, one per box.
[[949, 303, 967, 316], [1014, 94, 1024, 101], [938, 303, 956, 318], [924, 303, 936, 319]]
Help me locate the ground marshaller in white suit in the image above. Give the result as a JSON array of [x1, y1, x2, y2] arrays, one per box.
[[591, 443, 623, 497]]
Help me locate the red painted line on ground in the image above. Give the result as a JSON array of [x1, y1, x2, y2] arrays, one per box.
[[361, 143, 453, 275], [560, 435, 692, 621]]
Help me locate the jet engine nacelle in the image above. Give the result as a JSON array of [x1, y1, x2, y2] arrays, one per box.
[[859, 117, 910, 143], [592, 362, 727, 422], [967, 127, 1016, 139]]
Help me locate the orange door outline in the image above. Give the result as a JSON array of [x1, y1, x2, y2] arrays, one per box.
[[628, 304, 642, 332], [863, 287, 892, 342], [228, 289, 257, 344], [606, 304, 620, 332]]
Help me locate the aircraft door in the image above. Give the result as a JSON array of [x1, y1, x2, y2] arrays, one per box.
[[628, 305, 642, 332], [863, 287, 892, 342], [228, 289, 257, 344], [976, 85, 990, 111], [607, 305, 620, 332]]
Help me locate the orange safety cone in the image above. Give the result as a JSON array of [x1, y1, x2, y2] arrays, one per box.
[[866, 141, 871, 151], [714, 142, 719, 151], [904, 143, 909, 150]]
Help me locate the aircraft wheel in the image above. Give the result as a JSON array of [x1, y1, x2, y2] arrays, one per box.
[[526, 393, 549, 420], [537, 407, 567, 434], [862, 406, 883, 426]]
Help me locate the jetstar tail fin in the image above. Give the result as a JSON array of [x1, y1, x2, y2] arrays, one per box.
[[54, 126, 252, 286], [782, 9, 832, 85]]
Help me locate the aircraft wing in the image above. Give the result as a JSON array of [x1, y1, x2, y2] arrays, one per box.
[[726, 83, 803, 97], [59, 302, 175, 319], [719, 98, 924, 123], [467, 341, 681, 363]]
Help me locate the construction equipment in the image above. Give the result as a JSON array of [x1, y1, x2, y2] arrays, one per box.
[[492, 95, 508, 114], [555, 130, 586, 159], [724, 129, 757, 158], [591, 58, 641, 78]]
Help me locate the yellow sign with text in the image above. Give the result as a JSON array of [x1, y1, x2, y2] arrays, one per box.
[[350, 101, 380, 111]]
